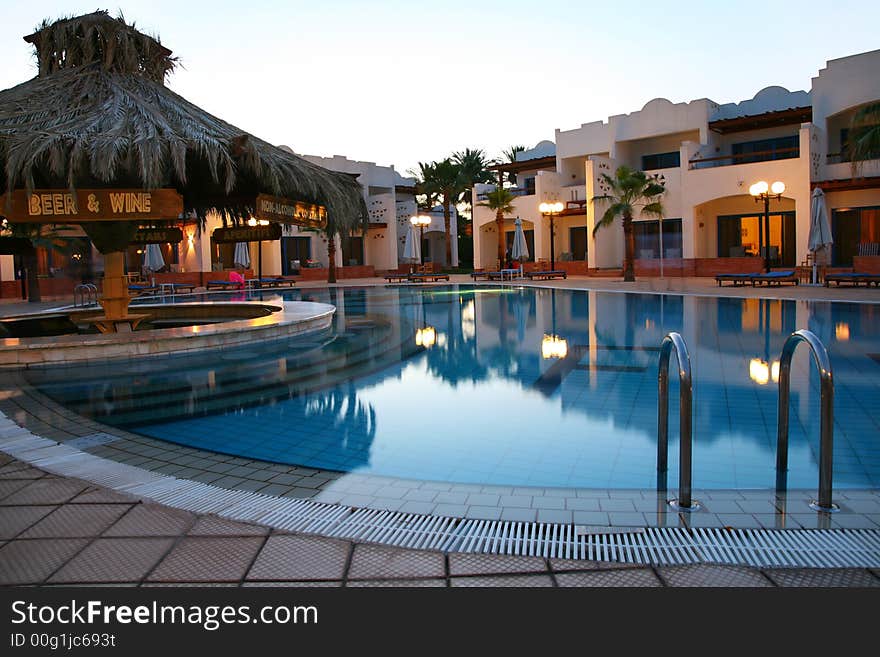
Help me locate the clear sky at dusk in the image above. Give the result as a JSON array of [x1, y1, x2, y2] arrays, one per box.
[[2, 1, 878, 177]]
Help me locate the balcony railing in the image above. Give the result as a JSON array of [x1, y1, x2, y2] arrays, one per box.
[[475, 186, 535, 201], [688, 147, 799, 169]]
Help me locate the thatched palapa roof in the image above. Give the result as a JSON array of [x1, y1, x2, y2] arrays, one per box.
[[0, 11, 367, 225]]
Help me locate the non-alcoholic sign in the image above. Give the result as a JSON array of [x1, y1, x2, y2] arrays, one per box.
[[255, 194, 326, 229], [212, 223, 282, 244], [131, 227, 183, 244], [0, 189, 183, 223]]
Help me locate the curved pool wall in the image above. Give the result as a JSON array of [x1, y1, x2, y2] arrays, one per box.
[[17, 284, 880, 491], [0, 300, 335, 368]]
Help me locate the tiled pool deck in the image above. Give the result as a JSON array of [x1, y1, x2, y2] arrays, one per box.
[[2, 276, 880, 587]]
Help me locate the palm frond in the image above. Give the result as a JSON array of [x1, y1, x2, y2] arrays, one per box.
[[1, 12, 367, 230]]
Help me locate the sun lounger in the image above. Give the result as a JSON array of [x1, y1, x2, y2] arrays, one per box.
[[128, 284, 159, 296], [714, 273, 755, 287], [248, 277, 296, 288], [385, 273, 411, 282], [159, 282, 197, 294], [408, 272, 450, 282], [470, 271, 494, 280], [749, 270, 798, 286], [824, 272, 880, 287], [525, 270, 567, 280], [206, 279, 242, 290]]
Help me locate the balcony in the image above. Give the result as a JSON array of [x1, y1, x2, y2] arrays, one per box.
[[689, 147, 799, 169], [475, 186, 535, 201]]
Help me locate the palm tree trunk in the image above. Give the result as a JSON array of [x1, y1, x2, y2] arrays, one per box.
[[496, 209, 505, 266], [327, 234, 337, 284], [443, 201, 452, 268], [623, 213, 636, 282], [23, 252, 41, 303]]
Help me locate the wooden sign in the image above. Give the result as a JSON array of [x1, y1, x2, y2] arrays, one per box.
[[0, 189, 183, 223], [131, 227, 183, 244], [212, 223, 282, 244], [255, 194, 327, 229]]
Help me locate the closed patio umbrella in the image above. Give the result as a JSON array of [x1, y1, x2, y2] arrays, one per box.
[[143, 243, 165, 272], [511, 216, 529, 278], [402, 223, 421, 272], [233, 242, 251, 269], [809, 187, 833, 284]]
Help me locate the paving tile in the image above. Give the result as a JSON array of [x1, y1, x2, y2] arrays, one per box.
[[459, 504, 501, 520], [399, 501, 437, 515], [531, 497, 565, 510], [49, 538, 175, 583], [657, 564, 774, 587], [550, 557, 642, 571], [348, 544, 445, 580], [537, 509, 573, 524], [104, 504, 195, 537], [0, 539, 89, 585], [555, 569, 663, 587], [500, 507, 537, 522], [243, 581, 342, 587], [432, 503, 468, 517], [599, 499, 637, 512], [0, 479, 35, 501], [0, 465, 44, 480], [572, 511, 610, 526], [70, 487, 138, 504], [565, 498, 601, 511], [247, 535, 350, 581], [21, 504, 130, 538], [450, 574, 555, 587], [188, 515, 270, 536], [433, 491, 468, 504], [448, 553, 547, 576], [0, 505, 57, 539], [764, 568, 880, 588], [142, 583, 239, 587], [347, 578, 447, 587], [148, 537, 265, 582], [1, 478, 90, 505]]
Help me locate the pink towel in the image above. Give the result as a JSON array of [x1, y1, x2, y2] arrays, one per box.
[[229, 271, 245, 287]]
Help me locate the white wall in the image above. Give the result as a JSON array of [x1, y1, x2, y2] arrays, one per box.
[[0, 254, 14, 282]]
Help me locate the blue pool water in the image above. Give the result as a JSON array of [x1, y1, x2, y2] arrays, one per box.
[[24, 285, 880, 490]]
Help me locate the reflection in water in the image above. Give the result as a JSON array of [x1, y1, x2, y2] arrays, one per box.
[[21, 285, 880, 490]]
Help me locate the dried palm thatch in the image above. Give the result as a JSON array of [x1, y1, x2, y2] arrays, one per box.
[[0, 11, 367, 228]]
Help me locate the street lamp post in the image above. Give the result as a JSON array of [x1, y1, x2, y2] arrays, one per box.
[[410, 214, 431, 266], [749, 180, 785, 273], [538, 201, 564, 270]]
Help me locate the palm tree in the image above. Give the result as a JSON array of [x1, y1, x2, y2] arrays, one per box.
[[478, 186, 516, 266], [591, 165, 666, 282], [410, 161, 439, 212], [424, 158, 467, 267], [320, 207, 370, 283], [501, 145, 526, 185], [847, 102, 880, 174], [453, 148, 494, 219]]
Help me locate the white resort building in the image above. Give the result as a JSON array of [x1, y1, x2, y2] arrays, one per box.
[[472, 48, 880, 276]]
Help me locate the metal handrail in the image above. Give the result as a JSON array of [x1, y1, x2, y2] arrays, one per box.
[[74, 283, 98, 308], [657, 332, 698, 510], [776, 329, 837, 512]]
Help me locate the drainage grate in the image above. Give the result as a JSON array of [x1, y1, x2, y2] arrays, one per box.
[[2, 419, 880, 569]]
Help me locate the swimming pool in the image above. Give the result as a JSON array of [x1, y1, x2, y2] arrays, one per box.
[[23, 285, 880, 490]]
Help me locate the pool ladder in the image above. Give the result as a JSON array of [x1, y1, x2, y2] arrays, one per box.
[[73, 283, 98, 307], [657, 329, 836, 513]]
